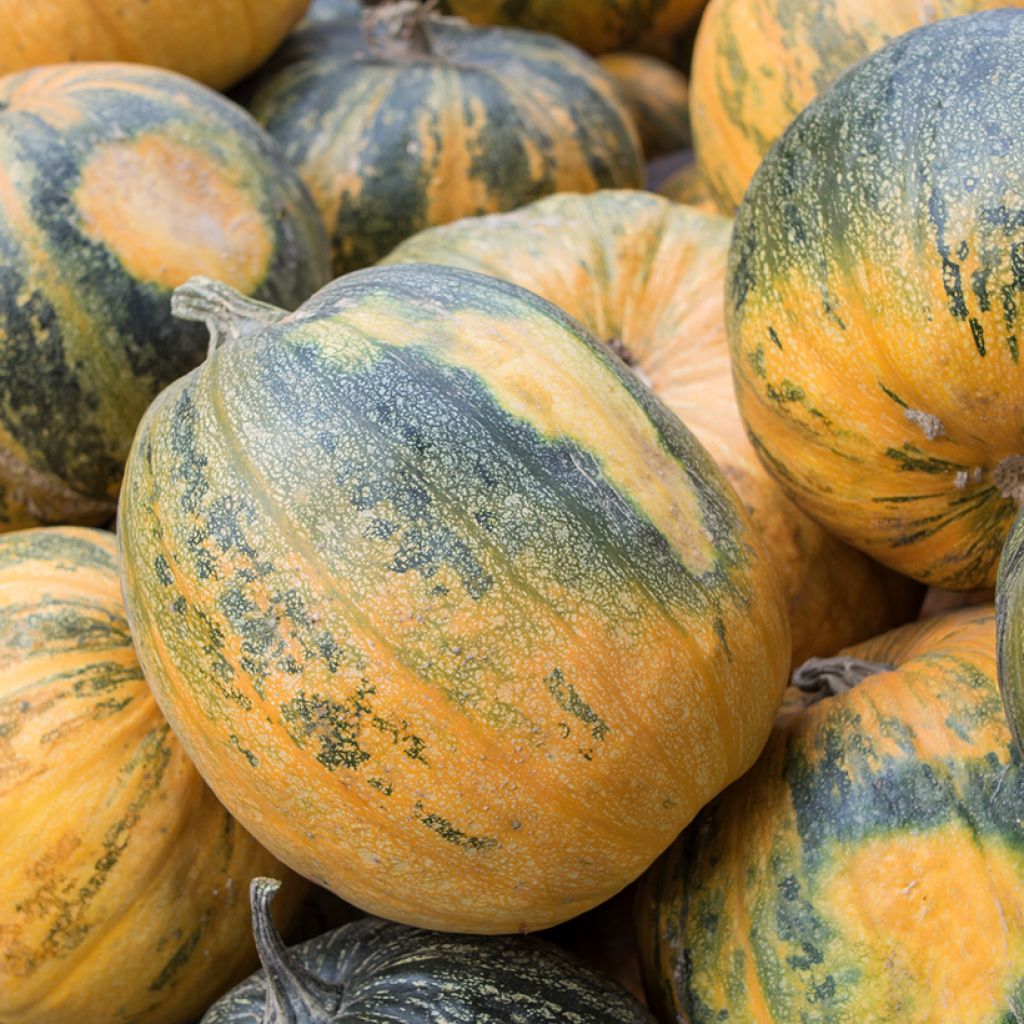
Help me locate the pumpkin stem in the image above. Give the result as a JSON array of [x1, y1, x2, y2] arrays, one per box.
[[251, 878, 346, 1024], [996, 455, 1024, 503], [791, 656, 894, 707], [172, 277, 288, 359], [363, 0, 442, 57]]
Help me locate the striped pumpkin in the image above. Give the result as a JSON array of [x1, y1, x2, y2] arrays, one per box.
[[245, 5, 643, 275], [0, 1, 307, 90], [728, 11, 1024, 589], [385, 191, 922, 669], [0, 527, 301, 1024], [639, 607, 1024, 1022], [117, 265, 790, 934], [0, 63, 329, 535], [690, 0, 1023, 211]]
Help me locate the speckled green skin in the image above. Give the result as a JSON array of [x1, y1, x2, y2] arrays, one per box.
[[997, 509, 1024, 753]]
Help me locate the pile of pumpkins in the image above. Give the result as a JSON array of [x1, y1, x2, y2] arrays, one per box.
[[4, 1, 1024, 1022]]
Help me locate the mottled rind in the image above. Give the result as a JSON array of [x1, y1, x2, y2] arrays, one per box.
[[728, 11, 1024, 588], [118, 263, 790, 933]]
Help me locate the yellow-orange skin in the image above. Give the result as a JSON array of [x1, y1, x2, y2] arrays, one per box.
[[0, 528, 301, 1024], [386, 191, 921, 667], [690, 0, 1024, 211], [0, 1, 307, 89]]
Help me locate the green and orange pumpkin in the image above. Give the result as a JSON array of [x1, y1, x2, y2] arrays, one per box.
[[117, 265, 790, 934], [639, 607, 1024, 1022], [0, 527, 301, 1024], [385, 190, 921, 668], [728, 11, 1024, 589], [0, 63, 329, 534]]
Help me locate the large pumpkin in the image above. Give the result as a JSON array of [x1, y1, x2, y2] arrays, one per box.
[[118, 265, 790, 934], [728, 11, 1024, 590], [690, 0, 1022, 211], [639, 607, 1024, 1022], [385, 191, 921, 668], [0, 1, 307, 90], [244, 4, 643, 275], [0, 527, 302, 1024], [0, 63, 329, 534]]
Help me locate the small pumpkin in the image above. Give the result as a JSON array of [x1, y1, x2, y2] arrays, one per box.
[[728, 11, 1024, 589], [639, 607, 1024, 1022], [244, 3, 643, 275], [0, 63, 329, 534], [118, 265, 790, 933], [385, 190, 922, 668], [201, 878, 655, 1023], [0, 527, 302, 1024]]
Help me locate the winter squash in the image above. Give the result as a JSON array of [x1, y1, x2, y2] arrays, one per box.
[[728, 11, 1024, 590], [385, 190, 922, 668], [639, 607, 1024, 1023], [118, 265, 790, 933], [0, 1, 307, 90], [244, 3, 643, 275], [0, 527, 302, 1024], [657, 160, 722, 214], [0, 63, 329, 535], [597, 52, 690, 158], [438, 0, 705, 55], [201, 878, 655, 1022], [690, 0, 1023, 211]]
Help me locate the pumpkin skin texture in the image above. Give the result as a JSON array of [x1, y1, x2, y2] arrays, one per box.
[[638, 607, 1024, 1023], [0, 527, 303, 1024], [201, 878, 656, 1023], [117, 264, 790, 934], [690, 0, 1023, 211], [728, 11, 1024, 591], [385, 190, 922, 669], [0, 1, 307, 90], [245, 9, 643, 275], [0, 63, 329, 535]]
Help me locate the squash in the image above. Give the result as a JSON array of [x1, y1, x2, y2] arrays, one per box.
[[0, 63, 329, 535], [0, 1, 307, 90], [385, 190, 922, 669], [689, 0, 1023, 211], [438, 0, 705, 56], [728, 11, 1024, 590], [656, 160, 722, 214], [997, 508, 1024, 754], [201, 877, 656, 1023], [0, 527, 302, 1024], [244, 3, 643, 275], [117, 265, 790, 933], [597, 52, 690, 159], [639, 607, 1024, 1023]]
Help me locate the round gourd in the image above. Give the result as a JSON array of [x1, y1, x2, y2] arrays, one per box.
[[0, 1, 307, 90], [0, 527, 302, 1024], [728, 11, 1024, 590], [639, 607, 1024, 1022], [690, 0, 1023, 211], [117, 264, 790, 934], [0, 63, 329, 535], [201, 878, 655, 1023], [244, 4, 643, 275], [385, 190, 922, 668]]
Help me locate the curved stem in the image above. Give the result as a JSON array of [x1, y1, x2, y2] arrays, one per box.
[[790, 656, 895, 708], [172, 277, 288, 359], [251, 878, 346, 1024], [363, 0, 437, 57]]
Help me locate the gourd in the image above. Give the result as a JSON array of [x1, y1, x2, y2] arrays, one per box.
[[117, 264, 790, 933]]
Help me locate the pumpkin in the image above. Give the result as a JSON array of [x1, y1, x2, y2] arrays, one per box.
[[117, 265, 790, 933], [0, 1, 307, 90], [656, 160, 722, 214], [244, 3, 643, 275], [201, 877, 655, 1023], [438, 0, 705, 56], [997, 509, 1024, 754], [0, 63, 329, 535], [728, 11, 1024, 590], [596, 52, 690, 159], [638, 607, 1024, 1022], [0, 527, 302, 1024], [385, 190, 922, 669], [689, 0, 1023, 211]]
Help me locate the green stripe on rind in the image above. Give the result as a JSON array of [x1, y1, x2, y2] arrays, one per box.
[[997, 508, 1024, 754]]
